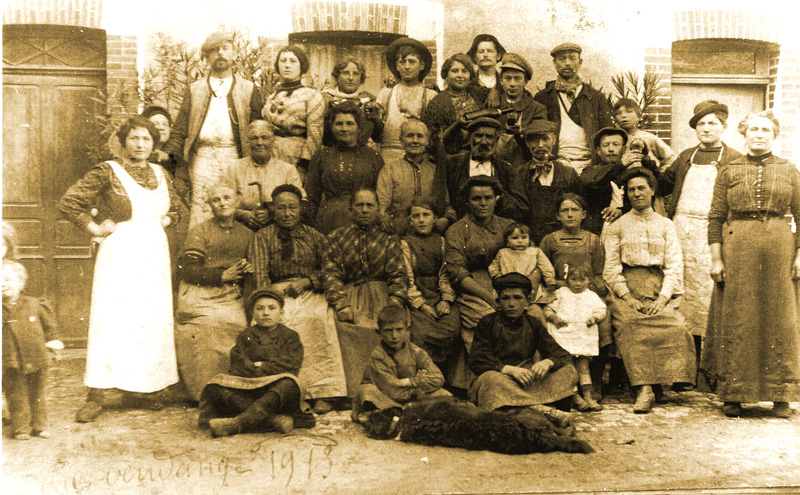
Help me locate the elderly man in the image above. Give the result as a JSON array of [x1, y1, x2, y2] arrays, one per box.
[[444, 117, 528, 222], [168, 31, 263, 227], [377, 119, 452, 235], [534, 43, 613, 176], [223, 120, 306, 231], [517, 120, 582, 244]]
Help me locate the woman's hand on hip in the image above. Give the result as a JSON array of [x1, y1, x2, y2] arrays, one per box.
[[160, 215, 172, 228], [87, 219, 116, 237]]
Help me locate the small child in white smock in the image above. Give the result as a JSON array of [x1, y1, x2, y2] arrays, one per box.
[[543, 265, 607, 411]]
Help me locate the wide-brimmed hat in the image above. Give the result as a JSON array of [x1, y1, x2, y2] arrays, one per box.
[[497, 53, 532, 80], [385, 37, 433, 82], [689, 100, 729, 128], [201, 31, 233, 56], [523, 120, 559, 137], [593, 127, 629, 148], [550, 42, 582, 58], [492, 272, 533, 296]]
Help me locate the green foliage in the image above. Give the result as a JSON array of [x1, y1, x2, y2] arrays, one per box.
[[606, 70, 664, 129]]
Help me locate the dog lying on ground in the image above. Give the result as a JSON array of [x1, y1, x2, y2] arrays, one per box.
[[363, 398, 595, 454]]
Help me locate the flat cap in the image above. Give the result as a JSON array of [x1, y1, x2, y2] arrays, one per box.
[[497, 52, 532, 80], [492, 272, 533, 296], [689, 100, 728, 129], [466, 116, 501, 133], [202, 31, 233, 54], [550, 42, 582, 57], [593, 127, 629, 148], [523, 120, 559, 137], [248, 287, 285, 309]]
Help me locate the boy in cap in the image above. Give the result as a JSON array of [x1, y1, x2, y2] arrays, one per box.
[[534, 43, 614, 176], [469, 272, 579, 424]]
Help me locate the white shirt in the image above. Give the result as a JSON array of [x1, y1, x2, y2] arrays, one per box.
[[469, 158, 493, 177], [197, 76, 235, 145]]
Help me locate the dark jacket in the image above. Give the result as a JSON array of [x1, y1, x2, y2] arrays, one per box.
[[229, 324, 304, 378], [660, 143, 742, 218], [518, 160, 583, 244], [444, 152, 529, 223], [533, 81, 614, 159], [3, 296, 59, 373]]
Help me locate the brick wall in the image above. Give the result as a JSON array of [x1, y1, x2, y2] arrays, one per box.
[[674, 10, 780, 43], [644, 47, 673, 145], [773, 49, 799, 159], [291, 1, 407, 34], [422, 39, 438, 89], [105, 35, 140, 121]]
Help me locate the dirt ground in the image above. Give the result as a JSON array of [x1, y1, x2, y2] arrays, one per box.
[[3, 350, 800, 495]]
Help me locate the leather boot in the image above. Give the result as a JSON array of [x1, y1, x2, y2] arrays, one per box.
[[209, 418, 241, 437], [633, 385, 655, 414], [529, 404, 577, 428]]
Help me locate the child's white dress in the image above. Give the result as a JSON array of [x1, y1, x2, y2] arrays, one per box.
[[545, 287, 607, 356]]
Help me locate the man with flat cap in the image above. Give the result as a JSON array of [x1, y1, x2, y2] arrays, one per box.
[[444, 116, 529, 222], [517, 120, 582, 244], [534, 43, 613, 176], [168, 31, 263, 227], [494, 53, 547, 168]]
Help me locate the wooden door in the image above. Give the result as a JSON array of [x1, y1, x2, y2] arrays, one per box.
[[3, 25, 107, 346]]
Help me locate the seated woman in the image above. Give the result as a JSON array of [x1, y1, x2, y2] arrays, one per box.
[[175, 183, 253, 402], [603, 167, 696, 414], [323, 188, 407, 396], [321, 57, 383, 148], [199, 289, 314, 437], [469, 273, 577, 425], [245, 184, 347, 414]]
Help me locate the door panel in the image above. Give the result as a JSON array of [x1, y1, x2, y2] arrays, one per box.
[[3, 84, 43, 203], [671, 84, 765, 154]]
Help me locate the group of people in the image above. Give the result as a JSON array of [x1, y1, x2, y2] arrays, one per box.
[[5, 29, 798, 442]]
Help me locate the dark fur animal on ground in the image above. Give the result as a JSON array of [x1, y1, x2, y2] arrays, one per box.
[[363, 398, 595, 454]]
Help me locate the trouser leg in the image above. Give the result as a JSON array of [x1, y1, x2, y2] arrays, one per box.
[[237, 379, 301, 432], [27, 370, 47, 432], [2, 368, 31, 435]]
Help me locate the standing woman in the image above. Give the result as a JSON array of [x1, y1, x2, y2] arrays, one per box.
[[262, 45, 325, 181], [659, 101, 741, 362], [703, 111, 800, 418], [59, 116, 181, 422]]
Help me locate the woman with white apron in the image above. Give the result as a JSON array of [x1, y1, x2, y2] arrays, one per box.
[[59, 116, 180, 423]]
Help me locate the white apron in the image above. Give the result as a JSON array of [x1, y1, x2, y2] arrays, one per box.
[[84, 161, 178, 393]]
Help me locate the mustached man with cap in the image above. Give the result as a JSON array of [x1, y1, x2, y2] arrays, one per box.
[[168, 31, 263, 228], [534, 43, 614, 176]]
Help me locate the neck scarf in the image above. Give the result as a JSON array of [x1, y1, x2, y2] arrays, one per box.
[[278, 79, 303, 97], [555, 77, 582, 103]]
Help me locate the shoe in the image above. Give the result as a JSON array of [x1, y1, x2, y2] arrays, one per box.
[[32, 430, 51, 439], [722, 402, 742, 417], [572, 393, 590, 412], [293, 412, 316, 429], [583, 394, 603, 412], [270, 414, 294, 434], [773, 402, 792, 419], [633, 386, 655, 414], [209, 418, 240, 437], [13, 433, 31, 440], [313, 399, 333, 415], [76, 401, 104, 423], [529, 404, 577, 428]]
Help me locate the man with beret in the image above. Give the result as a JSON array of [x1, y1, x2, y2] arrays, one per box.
[[168, 31, 263, 228], [468, 272, 578, 422], [534, 43, 614, 176], [444, 117, 529, 222], [517, 120, 582, 244], [494, 53, 547, 168]]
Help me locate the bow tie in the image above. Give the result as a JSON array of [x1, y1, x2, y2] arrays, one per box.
[[530, 160, 553, 175]]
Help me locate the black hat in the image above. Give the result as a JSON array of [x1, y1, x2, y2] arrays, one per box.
[[248, 287, 285, 309], [141, 105, 171, 125], [466, 116, 502, 133], [466, 34, 506, 62], [385, 37, 433, 82], [689, 100, 729, 129], [492, 272, 533, 296], [523, 120, 559, 137], [593, 127, 629, 149]]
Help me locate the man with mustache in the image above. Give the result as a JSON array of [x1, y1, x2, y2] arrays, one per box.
[[444, 117, 529, 222], [168, 31, 263, 228], [222, 120, 307, 231], [534, 43, 614, 176]]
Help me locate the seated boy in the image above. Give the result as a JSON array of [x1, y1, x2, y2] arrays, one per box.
[[352, 305, 450, 423], [468, 272, 579, 424], [199, 288, 315, 437]]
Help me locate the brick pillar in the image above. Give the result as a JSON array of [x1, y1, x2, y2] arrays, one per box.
[[105, 35, 140, 122], [772, 49, 799, 160], [644, 47, 673, 146], [423, 39, 438, 89]]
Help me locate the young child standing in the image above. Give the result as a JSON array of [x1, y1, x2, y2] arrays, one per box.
[[2, 260, 63, 440], [488, 222, 558, 321], [543, 265, 607, 411], [613, 98, 677, 172], [199, 288, 314, 437], [353, 305, 450, 423]]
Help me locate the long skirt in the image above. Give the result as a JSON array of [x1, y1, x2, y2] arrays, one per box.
[[701, 218, 800, 403], [469, 365, 578, 410], [608, 266, 696, 387], [335, 281, 389, 397], [673, 213, 714, 337], [452, 270, 496, 389], [175, 282, 247, 401], [272, 281, 347, 399]]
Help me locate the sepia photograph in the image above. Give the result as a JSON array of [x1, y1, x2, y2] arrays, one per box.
[[2, 0, 800, 493]]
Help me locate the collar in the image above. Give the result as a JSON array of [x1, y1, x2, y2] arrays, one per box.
[[275, 223, 305, 238], [352, 222, 379, 233], [529, 158, 554, 174], [380, 340, 407, 355], [555, 77, 583, 95], [250, 156, 271, 168], [322, 87, 364, 100], [631, 207, 655, 218], [404, 153, 429, 167], [278, 79, 304, 97], [747, 152, 773, 163], [467, 213, 498, 231]]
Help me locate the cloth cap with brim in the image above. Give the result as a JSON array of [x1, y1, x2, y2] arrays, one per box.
[[550, 42, 582, 58], [523, 120, 559, 137], [385, 37, 433, 81], [593, 127, 629, 148], [141, 105, 171, 125], [466, 116, 501, 133], [492, 272, 533, 296], [689, 100, 729, 129], [202, 31, 234, 56], [248, 288, 284, 309], [497, 53, 532, 80]]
